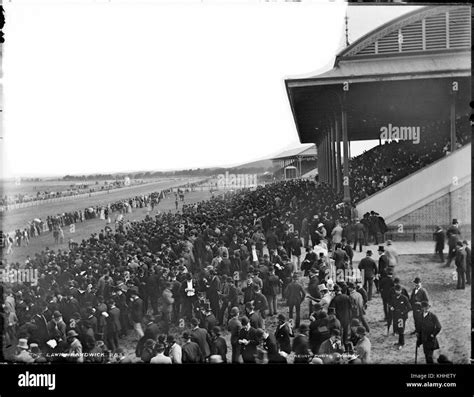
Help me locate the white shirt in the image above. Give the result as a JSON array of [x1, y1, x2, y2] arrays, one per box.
[[169, 343, 182, 364], [150, 353, 172, 364], [186, 280, 195, 296]]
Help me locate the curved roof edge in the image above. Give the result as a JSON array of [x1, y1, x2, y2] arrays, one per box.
[[335, 4, 469, 66]]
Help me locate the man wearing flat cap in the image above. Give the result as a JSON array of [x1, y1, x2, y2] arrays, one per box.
[[417, 301, 442, 364]]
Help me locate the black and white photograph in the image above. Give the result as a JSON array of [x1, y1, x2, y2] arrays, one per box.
[[0, 0, 472, 393]]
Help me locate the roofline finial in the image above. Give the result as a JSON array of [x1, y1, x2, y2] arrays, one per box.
[[345, 12, 350, 47]]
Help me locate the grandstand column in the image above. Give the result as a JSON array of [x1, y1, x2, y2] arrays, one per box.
[[326, 132, 331, 186], [335, 116, 341, 194], [450, 80, 458, 152], [330, 123, 337, 189], [325, 134, 330, 184], [316, 143, 324, 182], [322, 137, 328, 183], [328, 133, 332, 185], [322, 138, 327, 183], [341, 90, 351, 203]]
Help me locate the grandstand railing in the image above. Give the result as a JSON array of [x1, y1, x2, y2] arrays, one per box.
[[356, 143, 471, 225]]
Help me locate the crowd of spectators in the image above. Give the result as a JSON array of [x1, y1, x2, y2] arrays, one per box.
[[0, 180, 151, 209], [349, 118, 471, 203], [1, 183, 205, 253], [2, 179, 385, 364]]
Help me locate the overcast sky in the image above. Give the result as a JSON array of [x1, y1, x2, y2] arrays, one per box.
[[2, 1, 420, 178]]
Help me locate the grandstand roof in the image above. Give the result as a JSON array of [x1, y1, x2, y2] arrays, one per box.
[[285, 5, 471, 144], [271, 144, 317, 161]]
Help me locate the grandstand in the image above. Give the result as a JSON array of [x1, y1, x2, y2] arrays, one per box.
[[285, 5, 471, 239], [270, 144, 317, 180]]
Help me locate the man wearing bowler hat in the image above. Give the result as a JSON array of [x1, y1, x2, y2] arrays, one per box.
[[355, 326, 371, 363], [329, 284, 351, 344], [227, 306, 242, 363], [358, 250, 377, 300], [462, 240, 471, 285], [47, 310, 67, 345], [378, 246, 390, 279], [455, 241, 467, 289], [445, 219, 461, 268], [284, 273, 306, 329], [389, 285, 412, 349], [410, 277, 429, 335], [275, 313, 293, 355], [417, 301, 442, 363]]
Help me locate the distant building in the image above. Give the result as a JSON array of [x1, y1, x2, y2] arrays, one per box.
[[271, 144, 317, 180]]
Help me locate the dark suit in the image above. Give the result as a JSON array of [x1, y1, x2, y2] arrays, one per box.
[[284, 281, 306, 328], [417, 311, 441, 363], [263, 332, 283, 363], [248, 311, 263, 330], [410, 287, 429, 333], [275, 322, 292, 354], [263, 274, 280, 315], [446, 225, 460, 266], [191, 327, 211, 361], [389, 295, 412, 346], [433, 229, 445, 262], [130, 298, 144, 324], [106, 306, 121, 351], [144, 322, 160, 341], [455, 247, 466, 289], [358, 256, 377, 300], [228, 317, 242, 363], [354, 222, 366, 252], [253, 292, 268, 318], [307, 275, 321, 317], [182, 341, 202, 363], [238, 326, 259, 363], [466, 246, 471, 284], [378, 254, 390, 278], [380, 276, 394, 321], [210, 336, 228, 363], [309, 317, 330, 354], [31, 314, 50, 346], [333, 249, 349, 270], [47, 319, 67, 343], [201, 313, 217, 333], [180, 280, 198, 321], [292, 334, 311, 364], [329, 293, 351, 344], [207, 275, 221, 319]]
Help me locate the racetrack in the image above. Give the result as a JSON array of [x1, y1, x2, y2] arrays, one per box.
[[0, 177, 205, 233]]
